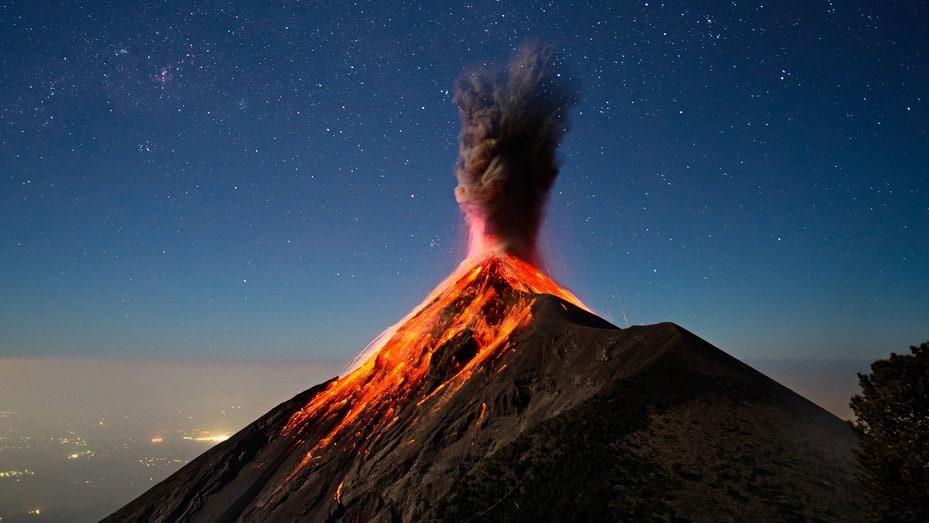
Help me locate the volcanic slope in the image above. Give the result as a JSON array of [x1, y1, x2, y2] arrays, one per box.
[[107, 255, 864, 522]]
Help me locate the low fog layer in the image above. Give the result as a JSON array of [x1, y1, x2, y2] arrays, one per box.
[[0, 358, 341, 522]]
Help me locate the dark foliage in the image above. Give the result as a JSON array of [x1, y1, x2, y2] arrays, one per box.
[[850, 342, 929, 522]]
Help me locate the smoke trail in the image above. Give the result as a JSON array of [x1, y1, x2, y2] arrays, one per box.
[[453, 43, 577, 266]]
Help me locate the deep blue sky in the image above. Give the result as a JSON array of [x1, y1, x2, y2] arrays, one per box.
[[1, 1, 926, 362]]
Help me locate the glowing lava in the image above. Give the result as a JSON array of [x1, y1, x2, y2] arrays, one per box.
[[282, 252, 585, 470]]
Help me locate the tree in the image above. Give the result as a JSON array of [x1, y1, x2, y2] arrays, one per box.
[[850, 341, 929, 522]]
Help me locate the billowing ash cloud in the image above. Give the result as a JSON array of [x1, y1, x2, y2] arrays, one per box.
[[453, 43, 577, 266]]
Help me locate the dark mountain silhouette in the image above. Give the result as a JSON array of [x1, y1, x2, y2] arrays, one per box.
[[106, 255, 863, 522]]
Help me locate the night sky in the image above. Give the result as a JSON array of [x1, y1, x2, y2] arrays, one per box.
[[2, 1, 926, 363]]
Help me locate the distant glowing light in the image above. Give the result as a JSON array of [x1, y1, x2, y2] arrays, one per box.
[[0, 469, 34, 478], [182, 433, 230, 443], [150, 436, 164, 444], [66, 450, 94, 460]]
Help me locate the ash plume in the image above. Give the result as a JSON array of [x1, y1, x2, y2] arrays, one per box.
[[453, 44, 577, 266]]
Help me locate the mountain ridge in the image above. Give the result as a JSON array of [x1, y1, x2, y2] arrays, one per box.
[[106, 288, 863, 521]]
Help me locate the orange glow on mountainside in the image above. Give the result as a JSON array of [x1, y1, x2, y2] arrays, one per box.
[[281, 252, 586, 471]]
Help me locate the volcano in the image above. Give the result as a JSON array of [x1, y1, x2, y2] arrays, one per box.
[[108, 46, 863, 521], [106, 253, 863, 522]]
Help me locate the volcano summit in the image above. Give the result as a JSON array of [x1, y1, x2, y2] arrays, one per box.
[[107, 47, 864, 521]]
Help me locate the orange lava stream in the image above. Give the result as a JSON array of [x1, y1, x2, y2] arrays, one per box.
[[281, 252, 586, 470]]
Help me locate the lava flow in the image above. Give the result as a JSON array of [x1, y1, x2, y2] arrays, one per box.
[[281, 252, 586, 468]]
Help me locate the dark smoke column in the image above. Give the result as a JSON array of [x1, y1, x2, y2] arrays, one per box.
[[453, 44, 577, 266]]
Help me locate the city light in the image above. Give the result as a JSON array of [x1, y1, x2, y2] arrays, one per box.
[[0, 469, 34, 478], [67, 450, 94, 460], [182, 432, 230, 443]]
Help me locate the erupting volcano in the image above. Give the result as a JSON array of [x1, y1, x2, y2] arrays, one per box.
[[282, 253, 587, 456], [107, 46, 864, 522]]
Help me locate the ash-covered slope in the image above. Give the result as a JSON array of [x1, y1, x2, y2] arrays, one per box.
[[107, 258, 863, 522]]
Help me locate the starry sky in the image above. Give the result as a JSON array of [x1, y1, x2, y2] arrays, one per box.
[[1, 1, 926, 363]]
